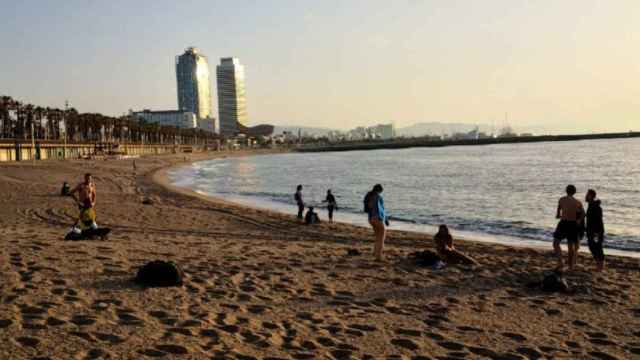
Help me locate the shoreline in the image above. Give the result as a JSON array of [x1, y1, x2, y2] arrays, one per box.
[[1, 151, 638, 359], [158, 155, 640, 259]]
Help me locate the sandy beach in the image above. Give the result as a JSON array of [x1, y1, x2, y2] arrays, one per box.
[[0, 152, 639, 360]]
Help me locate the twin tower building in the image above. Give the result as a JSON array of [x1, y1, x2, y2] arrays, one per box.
[[175, 47, 247, 136]]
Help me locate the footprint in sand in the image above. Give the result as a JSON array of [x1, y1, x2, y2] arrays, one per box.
[[391, 338, 421, 351], [138, 349, 166, 357], [516, 346, 544, 359], [19, 303, 47, 315], [544, 308, 562, 316], [167, 327, 194, 336], [69, 331, 97, 343], [502, 332, 528, 342], [116, 310, 144, 326], [94, 332, 125, 344], [154, 344, 189, 355], [46, 317, 66, 326], [565, 341, 581, 349], [468, 346, 499, 358], [78, 348, 113, 360], [437, 341, 466, 351], [395, 328, 422, 337], [15, 336, 40, 348], [588, 351, 619, 360], [71, 315, 97, 326]]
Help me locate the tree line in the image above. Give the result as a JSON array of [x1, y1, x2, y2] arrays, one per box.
[[0, 96, 218, 145]]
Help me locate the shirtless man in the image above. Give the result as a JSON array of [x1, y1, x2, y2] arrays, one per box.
[[70, 173, 96, 209], [553, 184, 584, 270]]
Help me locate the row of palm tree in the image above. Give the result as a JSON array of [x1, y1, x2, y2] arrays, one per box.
[[0, 96, 218, 145]]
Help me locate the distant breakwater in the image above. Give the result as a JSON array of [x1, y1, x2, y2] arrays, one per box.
[[297, 131, 640, 153]]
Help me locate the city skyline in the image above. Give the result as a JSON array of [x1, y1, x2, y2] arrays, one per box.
[[1, 1, 639, 134]]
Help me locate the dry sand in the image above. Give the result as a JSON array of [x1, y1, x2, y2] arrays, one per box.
[[0, 151, 639, 360]]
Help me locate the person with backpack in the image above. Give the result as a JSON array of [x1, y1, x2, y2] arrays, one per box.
[[323, 189, 338, 222], [294, 185, 304, 221], [585, 189, 605, 271], [364, 184, 388, 261]]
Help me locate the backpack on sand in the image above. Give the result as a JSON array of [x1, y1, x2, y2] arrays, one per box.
[[135, 261, 184, 287], [541, 272, 569, 293]]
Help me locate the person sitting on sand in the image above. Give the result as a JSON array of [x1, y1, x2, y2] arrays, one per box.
[[70, 173, 96, 209], [322, 189, 338, 222], [65, 198, 110, 240], [60, 181, 71, 196], [304, 206, 321, 225], [553, 185, 584, 271], [586, 189, 605, 271], [434, 225, 477, 265]]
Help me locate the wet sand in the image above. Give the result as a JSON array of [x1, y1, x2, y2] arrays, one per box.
[[0, 151, 639, 359]]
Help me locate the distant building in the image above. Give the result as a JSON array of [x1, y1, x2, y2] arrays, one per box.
[[131, 110, 197, 129], [217, 57, 248, 136], [176, 47, 213, 120], [197, 117, 216, 133], [372, 124, 395, 140]]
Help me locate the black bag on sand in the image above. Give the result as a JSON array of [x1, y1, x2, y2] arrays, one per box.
[[64, 228, 111, 241], [410, 250, 442, 267], [527, 270, 569, 293], [541, 272, 569, 293], [135, 261, 184, 287]]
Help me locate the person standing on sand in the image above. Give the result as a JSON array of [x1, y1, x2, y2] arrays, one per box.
[[294, 185, 304, 220], [553, 184, 584, 271], [366, 184, 389, 261], [70, 173, 96, 209], [323, 189, 337, 222], [586, 189, 605, 271]]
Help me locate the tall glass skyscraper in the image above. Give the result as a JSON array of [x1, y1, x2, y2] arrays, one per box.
[[176, 47, 212, 120], [217, 57, 248, 136]]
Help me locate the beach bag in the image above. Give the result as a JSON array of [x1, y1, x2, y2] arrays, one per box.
[[541, 272, 569, 293], [135, 261, 184, 287]]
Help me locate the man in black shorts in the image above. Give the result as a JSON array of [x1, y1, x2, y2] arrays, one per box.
[[553, 185, 584, 271]]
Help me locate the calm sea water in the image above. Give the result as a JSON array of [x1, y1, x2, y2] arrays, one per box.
[[169, 138, 640, 253]]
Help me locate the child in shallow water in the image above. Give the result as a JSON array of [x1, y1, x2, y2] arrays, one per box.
[[434, 225, 477, 265]]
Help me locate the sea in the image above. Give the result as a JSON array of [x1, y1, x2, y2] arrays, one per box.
[[168, 138, 640, 256]]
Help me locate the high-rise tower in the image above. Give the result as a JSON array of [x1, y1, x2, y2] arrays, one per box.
[[176, 47, 212, 120], [216, 57, 247, 136]]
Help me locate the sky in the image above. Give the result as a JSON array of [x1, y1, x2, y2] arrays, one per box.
[[1, 0, 638, 134]]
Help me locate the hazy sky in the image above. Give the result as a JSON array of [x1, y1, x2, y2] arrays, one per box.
[[1, 0, 638, 133]]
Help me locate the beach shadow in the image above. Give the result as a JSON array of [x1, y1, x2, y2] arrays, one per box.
[[89, 277, 142, 292]]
